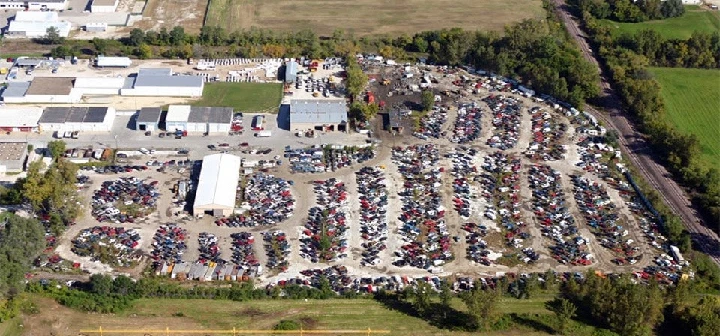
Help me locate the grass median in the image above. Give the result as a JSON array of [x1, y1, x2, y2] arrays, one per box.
[[193, 82, 283, 113]]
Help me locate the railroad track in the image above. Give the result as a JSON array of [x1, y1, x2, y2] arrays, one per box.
[[550, 0, 720, 266]]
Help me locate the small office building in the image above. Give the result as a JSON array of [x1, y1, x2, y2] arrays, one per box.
[[135, 107, 162, 132], [38, 106, 116, 132]]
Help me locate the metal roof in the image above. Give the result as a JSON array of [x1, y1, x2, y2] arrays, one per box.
[[92, 0, 118, 6], [285, 61, 298, 83], [96, 56, 132, 67], [193, 154, 241, 210], [74, 76, 125, 89], [289, 99, 348, 124], [14, 11, 58, 21], [1, 82, 30, 99], [39, 107, 71, 123], [134, 75, 203, 88], [15, 58, 43, 67], [166, 105, 191, 122], [8, 20, 71, 36], [189, 106, 233, 124], [84, 107, 109, 123], [38, 106, 109, 124], [0, 107, 42, 128], [25, 77, 74, 95], [138, 68, 172, 76], [66, 106, 87, 123], [137, 107, 162, 123]]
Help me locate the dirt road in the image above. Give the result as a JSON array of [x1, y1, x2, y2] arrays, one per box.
[[550, 0, 720, 266]]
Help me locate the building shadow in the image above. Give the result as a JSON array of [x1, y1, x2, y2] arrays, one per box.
[[276, 104, 290, 130]]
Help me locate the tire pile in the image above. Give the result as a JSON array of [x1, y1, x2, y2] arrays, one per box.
[[526, 107, 567, 161], [300, 179, 348, 263], [355, 167, 388, 267], [219, 173, 295, 227], [528, 165, 591, 265], [414, 107, 447, 140], [392, 144, 452, 269], [92, 177, 159, 223], [230, 232, 260, 269], [571, 175, 640, 263], [263, 231, 290, 271], [71, 226, 140, 266], [151, 224, 188, 267], [450, 105, 482, 144], [485, 95, 521, 150], [198, 232, 222, 263]]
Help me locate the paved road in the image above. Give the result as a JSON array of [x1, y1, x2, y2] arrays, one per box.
[[550, 0, 720, 265]]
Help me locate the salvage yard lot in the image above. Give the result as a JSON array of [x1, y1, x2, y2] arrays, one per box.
[[650, 67, 720, 167], [192, 82, 283, 113], [600, 6, 720, 40], [204, 0, 545, 35]]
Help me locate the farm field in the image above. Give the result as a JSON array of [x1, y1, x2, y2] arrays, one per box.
[[650, 67, 720, 167], [135, 0, 208, 34], [193, 82, 283, 113], [600, 6, 720, 39], [11, 294, 619, 336], [204, 0, 545, 35]]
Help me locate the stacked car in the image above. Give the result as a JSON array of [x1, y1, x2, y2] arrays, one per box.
[[151, 224, 188, 268], [230, 232, 260, 269], [528, 165, 591, 265], [450, 105, 482, 144], [449, 147, 479, 218], [198, 232, 222, 263], [414, 106, 448, 140], [91, 177, 159, 223], [263, 230, 290, 271], [463, 222, 491, 265], [218, 173, 295, 227], [355, 167, 388, 266], [485, 95, 521, 150], [71, 226, 141, 266], [288, 146, 375, 173], [299, 178, 348, 262], [525, 107, 567, 161], [392, 144, 452, 269]]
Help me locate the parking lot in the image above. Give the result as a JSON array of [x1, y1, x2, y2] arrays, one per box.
[[45, 63, 689, 288]]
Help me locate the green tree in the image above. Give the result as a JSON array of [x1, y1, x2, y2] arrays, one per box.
[[274, 320, 300, 330], [551, 298, 577, 335], [92, 38, 108, 55], [345, 57, 368, 100], [460, 286, 499, 331], [421, 90, 435, 112], [408, 280, 433, 315], [137, 43, 152, 59], [47, 140, 66, 161], [44, 26, 64, 44], [169, 26, 186, 46], [0, 215, 45, 298], [128, 28, 145, 46]]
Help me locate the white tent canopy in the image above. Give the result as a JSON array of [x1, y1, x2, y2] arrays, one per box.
[[193, 153, 241, 216]]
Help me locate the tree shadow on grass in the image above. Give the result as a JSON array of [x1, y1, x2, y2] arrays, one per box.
[[372, 292, 475, 331], [509, 313, 556, 334]]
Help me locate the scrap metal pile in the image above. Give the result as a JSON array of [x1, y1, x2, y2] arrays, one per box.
[[571, 176, 640, 264], [71, 226, 140, 266], [528, 165, 591, 265], [263, 230, 290, 271], [218, 173, 295, 227], [450, 105, 482, 144], [230, 232, 260, 269], [485, 95, 521, 150], [356, 167, 388, 267], [526, 107, 567, 161], [92, 177, 159, 223], [392, 144, 452, 269], [288, 146, 376, 173], [449, 147, 479, 218], [414, 106, 448, 140], [151, 224, 187, 267], [300, 178, 348, 262], [198, 232, 222, 263]]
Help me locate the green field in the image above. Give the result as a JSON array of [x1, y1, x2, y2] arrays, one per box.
[[205, 0, 544, 36], [650, 67, 720, 167], [193, 82, 283, 113], [601, 6, 720, 39]]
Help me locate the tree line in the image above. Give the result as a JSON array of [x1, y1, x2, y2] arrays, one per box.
[[570, 1, 720, 234], [578, 0, 685, 23]]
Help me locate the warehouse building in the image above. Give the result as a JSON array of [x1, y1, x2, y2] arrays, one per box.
[[0, 142, 29, 174], [38, 106, 116, 132], [73, 76, 124, 95], [0, 107, 43, 132], [0, 0, 67, 10], [285, 60, 298, 83], [5, 11, 71, 38], [135, 107, 162, 131], [193, 153, 241, 217], [165, 105, 232, 134], [95, 56, 131, 68], [121, 68, 204, 97], [1, 77, 81, 103], [289, 99, 348, 132], [90, 0, 117, 12]]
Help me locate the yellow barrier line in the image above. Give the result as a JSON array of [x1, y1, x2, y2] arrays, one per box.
[[79, 328, 391, 335]]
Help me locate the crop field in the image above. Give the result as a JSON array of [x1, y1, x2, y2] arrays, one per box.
[[204, 0, 545, 35], [193, 82, 283, 113], [650, 67, 720, 167], [600, 6, 720, 39]]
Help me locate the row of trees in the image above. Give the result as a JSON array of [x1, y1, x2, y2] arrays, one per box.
[[578, 0, 685, 22], [605, 28, 720, 69], [577, 7, 720, 234]]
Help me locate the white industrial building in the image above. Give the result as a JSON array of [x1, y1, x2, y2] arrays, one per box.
[[95, 56, 132, 68], [73, 76, 124, 95], [193, 153, 241, 217], [85, 22, 107, 32], [0, 0, 67, 10], [0, 142, 29, 174], [165, 105, 232, 134], [289, 99, 348, 132], [135, 107, 162, 131], [38, 106, 116, 132], [1, 77, 81, 103], [121, 68, 204, 97], [90, 0, 118, 12], [5, 11, 71, 39], [0, 107, 43, 132]]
